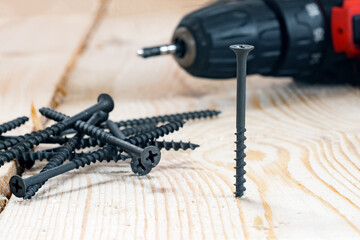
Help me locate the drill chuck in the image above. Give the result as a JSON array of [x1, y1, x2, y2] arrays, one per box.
[[138, 0, 360, 84]]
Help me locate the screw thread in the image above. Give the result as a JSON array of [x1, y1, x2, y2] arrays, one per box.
[[20, 150, 80, 162], [147, 140, 199, 151], [40, 108, 69, 122], [0, 116, 29, 135], [20, 150, 129, 163], [121, 124, 156, 136], [24, 145, 128, 199], [74, 121, 110, 144], [23, 137, 79, 199], [76, 124, 156, 149], [78, 137, 105, 148], [39, 108, 102, 149], [0, 136, 25, 150], [23, 110, 110, 198], [72, 145, 122, 168], [0, 135, 70, 151], [127, 121, 184, 146], [234, 128, 246, 197], [115, 110, 220, 127], [0, 123, 66, 168]]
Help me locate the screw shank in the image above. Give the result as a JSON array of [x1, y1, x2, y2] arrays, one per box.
[[107, 135, 143, 155], [62, 94, 113, 127], [230, 45, 254, 129], [27, 162, 76, 187], [107, 120, 126, 139]]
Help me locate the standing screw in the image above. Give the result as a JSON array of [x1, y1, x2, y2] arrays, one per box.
[[0, 116, 29, 135], [10, 145, 121, 198], [230, 44, 254, 198], [39, 108, 161, 170], [0, 94, 114, 168]]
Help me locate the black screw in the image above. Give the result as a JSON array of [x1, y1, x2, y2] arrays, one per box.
[[114, 109, 221, 127], [10, 145, 121, 198], [20, 150, 79, 162], [120, 123, 157, 137], [146, 140, 199, 151], [22, 111, 109, 199], [56, 110, 219, 135], [0, 135, 69, 151], [19, 150, 130, 163], [108, 118, 196, 151], [230, 44, 254, 198], [125, 121, 184, 175], [127, 121, 185, 149], [108, 119, 184, 175], [0, 116, 28, 135], [77, 123, 157, 148], [107, 120, 126, 139], [55, 124, 157, 149], [39, 107, 161, 170], [0, 94, 114, 168]]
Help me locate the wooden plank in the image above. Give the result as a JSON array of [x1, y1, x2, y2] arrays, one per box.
[[0, 0, 106, 212], [1, 0, 360, 239]]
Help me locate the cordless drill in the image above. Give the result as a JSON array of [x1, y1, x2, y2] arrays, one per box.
[[137, 0, 360, 84]]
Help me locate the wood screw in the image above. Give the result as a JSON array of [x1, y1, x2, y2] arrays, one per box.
[[0, 93, 114, 168], [10, 145, 120, 198], [230, 44, 254, 198], [22, 111, 109, 199], [39, 107, 161, 171]]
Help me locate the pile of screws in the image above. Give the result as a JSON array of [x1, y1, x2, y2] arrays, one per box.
[[0, 94, 220, 200]]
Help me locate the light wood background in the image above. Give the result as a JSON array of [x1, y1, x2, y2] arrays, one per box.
[[0, 0, 360, 239]]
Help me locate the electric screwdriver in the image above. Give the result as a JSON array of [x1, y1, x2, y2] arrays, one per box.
[[137, 0, 360, 84]]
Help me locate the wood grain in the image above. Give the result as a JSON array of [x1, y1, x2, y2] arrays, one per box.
[[1, 0, 360, 239], [0, 0, 106, 212]]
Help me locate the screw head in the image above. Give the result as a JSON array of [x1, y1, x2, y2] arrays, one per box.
[[141, 146, 161, 168], [93, 111, 109, 123], [18, 156, 36, 169], [130, 157, 152, 176], [229, 44, 254, 56], [229, 44, 254, 51], [97, 94, 114, 113], [9, 175, 27, 198]]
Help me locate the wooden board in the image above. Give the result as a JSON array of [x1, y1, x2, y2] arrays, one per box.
[[0, 0, 106, 211], [1, 0, 360, 239]]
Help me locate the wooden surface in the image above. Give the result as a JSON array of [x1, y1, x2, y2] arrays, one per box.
[[0, 0, 360, 239], [0, 0, 105, 212]]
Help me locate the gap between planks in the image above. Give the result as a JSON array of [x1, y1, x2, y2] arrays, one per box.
[[0, 0, 109, 214]]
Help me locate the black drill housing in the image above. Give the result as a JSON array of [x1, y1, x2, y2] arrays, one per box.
[[173, 0, 360, 84]]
